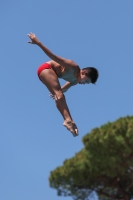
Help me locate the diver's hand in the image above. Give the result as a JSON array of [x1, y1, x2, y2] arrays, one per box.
[[27, 32, 40, 44], [49, 93, 55, 100]]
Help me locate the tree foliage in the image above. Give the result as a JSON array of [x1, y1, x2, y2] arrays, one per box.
[[49, 116, 133, 200]]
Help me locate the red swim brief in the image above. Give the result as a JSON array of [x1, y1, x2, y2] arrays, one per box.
[[37, 63, 52, 77]]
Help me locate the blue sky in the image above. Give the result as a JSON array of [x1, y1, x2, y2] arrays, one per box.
[[0, 1, 133, 200]]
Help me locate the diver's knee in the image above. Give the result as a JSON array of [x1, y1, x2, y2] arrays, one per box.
[[54, 90, 64, 100]]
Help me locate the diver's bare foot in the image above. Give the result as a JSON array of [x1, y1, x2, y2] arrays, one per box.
[[63, 120, 78, 137]]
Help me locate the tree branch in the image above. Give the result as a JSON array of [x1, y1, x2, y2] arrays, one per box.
[[95, 189, 118, 199], [115, 179, 129, 200]]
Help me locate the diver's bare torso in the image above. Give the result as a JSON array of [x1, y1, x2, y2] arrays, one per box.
[[46, 60, 80, 83]]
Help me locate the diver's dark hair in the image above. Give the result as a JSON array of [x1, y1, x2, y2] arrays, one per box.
[[82, 67, 99, 84]]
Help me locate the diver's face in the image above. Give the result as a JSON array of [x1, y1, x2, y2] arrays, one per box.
[[78, 70, 91, 84]]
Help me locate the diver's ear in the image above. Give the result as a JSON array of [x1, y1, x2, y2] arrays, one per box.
[[81, 70, 87, 75]]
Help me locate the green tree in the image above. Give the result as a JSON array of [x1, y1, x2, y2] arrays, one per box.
[[49, 116, 133, 200]]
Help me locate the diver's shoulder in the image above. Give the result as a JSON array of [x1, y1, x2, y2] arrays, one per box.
[[69, 59, 80, 68]]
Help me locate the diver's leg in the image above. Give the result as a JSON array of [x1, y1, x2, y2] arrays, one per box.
[[39, 69, 78, 136]]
